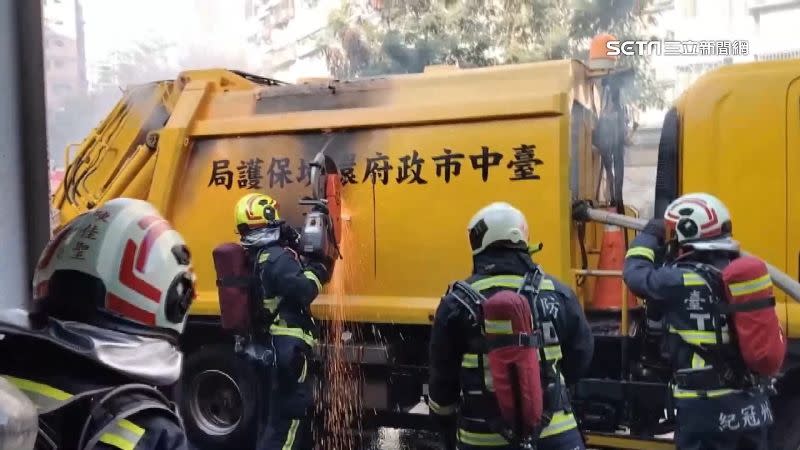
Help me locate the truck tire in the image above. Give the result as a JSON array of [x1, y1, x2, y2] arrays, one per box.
[[770, 392, 800, 450], [177, 344, 260, 450]]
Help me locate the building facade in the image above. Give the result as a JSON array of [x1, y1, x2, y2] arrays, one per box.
[[749, 0, 800, 59], [42, 0, 87, 111], [626, 0, 800, 217], [245, 0, 381, 81], [183, 0, 258, 72], [245, 0, 337, 81], [641, 0, 800, 126]]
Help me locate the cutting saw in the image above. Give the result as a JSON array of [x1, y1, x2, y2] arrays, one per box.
[[299, 147, 343, 269]]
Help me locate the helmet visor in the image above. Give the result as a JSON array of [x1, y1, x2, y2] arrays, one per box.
[[165, 271, 195, 324]]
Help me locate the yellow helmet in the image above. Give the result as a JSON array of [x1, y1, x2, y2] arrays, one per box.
[[234, 193, 280, 234]]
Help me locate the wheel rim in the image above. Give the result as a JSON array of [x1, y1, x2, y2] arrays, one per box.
[[189, 369, 243, 436]]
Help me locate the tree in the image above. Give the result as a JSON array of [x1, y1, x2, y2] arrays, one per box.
[[321, 0, 665, 109], [569, 0, 664, 109]]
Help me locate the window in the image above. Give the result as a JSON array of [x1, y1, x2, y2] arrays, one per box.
[[52, 59, 64, 69], [269, 0, 295, 27], [54, 39, 64, 47], [55, 20, 64, 26]]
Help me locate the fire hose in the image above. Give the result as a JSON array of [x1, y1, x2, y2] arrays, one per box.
[[575, 205, 800, 303]]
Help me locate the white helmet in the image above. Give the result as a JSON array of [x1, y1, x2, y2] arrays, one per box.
[[467, 202, 529, 255], [32, 198, 195, 337], [664, 192, 738, 252]]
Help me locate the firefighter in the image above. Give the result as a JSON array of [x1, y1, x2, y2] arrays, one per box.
[[429, 202, 594, 450], [0, 198, 194, 450], [623, 192, 772, 450], [233, 193, 331, 450]]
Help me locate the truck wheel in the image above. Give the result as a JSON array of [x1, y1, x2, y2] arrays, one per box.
[[178, 345, 260, 450], [770, 392, 800, 450]]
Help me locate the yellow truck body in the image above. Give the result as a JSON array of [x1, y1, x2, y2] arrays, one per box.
[[668, 59, 800, 336], [52, 58, 800, 450], [54, 61, 598, 325]]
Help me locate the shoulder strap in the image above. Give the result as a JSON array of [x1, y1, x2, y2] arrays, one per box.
[[449, 280, 487, 329], [520, 268, 561, 346], [23, 384, 112, 415], [518, 269, 544, 322], [676, 261, 723, 289], [78, 384, 182, 450], [251, 248, 268, 277], [674, 262, 748, 378], [695, 259, 776, 313], [691, 263, 729, 348], [4, 377, 108, 450], [35, 418, 60, 450], [250, 248, 274, 328], [717, 297, 776, 314]]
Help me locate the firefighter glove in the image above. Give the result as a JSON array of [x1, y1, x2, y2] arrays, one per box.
[[306, 261, 331, 285], [280, 222, 301, 247], [643, 218, 666, 242]]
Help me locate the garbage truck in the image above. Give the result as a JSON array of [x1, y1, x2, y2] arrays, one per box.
[[51, 54, 800, 449]]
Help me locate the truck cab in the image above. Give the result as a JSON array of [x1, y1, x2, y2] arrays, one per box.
[[649, 57, 800, 449]]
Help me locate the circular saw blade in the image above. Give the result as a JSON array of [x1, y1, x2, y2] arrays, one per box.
[[309, 151, 328, 201], [309, 148, 340, 201]]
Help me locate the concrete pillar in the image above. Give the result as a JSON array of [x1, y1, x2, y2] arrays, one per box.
[[0, 0, 51, 309]]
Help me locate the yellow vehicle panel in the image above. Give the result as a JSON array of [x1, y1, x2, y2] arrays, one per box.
[[788, 76, 800, 338], [172, 117, 573, 323], [56, 61, 597, 325], [675, 58, 800, 336]]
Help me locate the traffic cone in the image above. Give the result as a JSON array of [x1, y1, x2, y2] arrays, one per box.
[[591, 214, 638, 311]]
